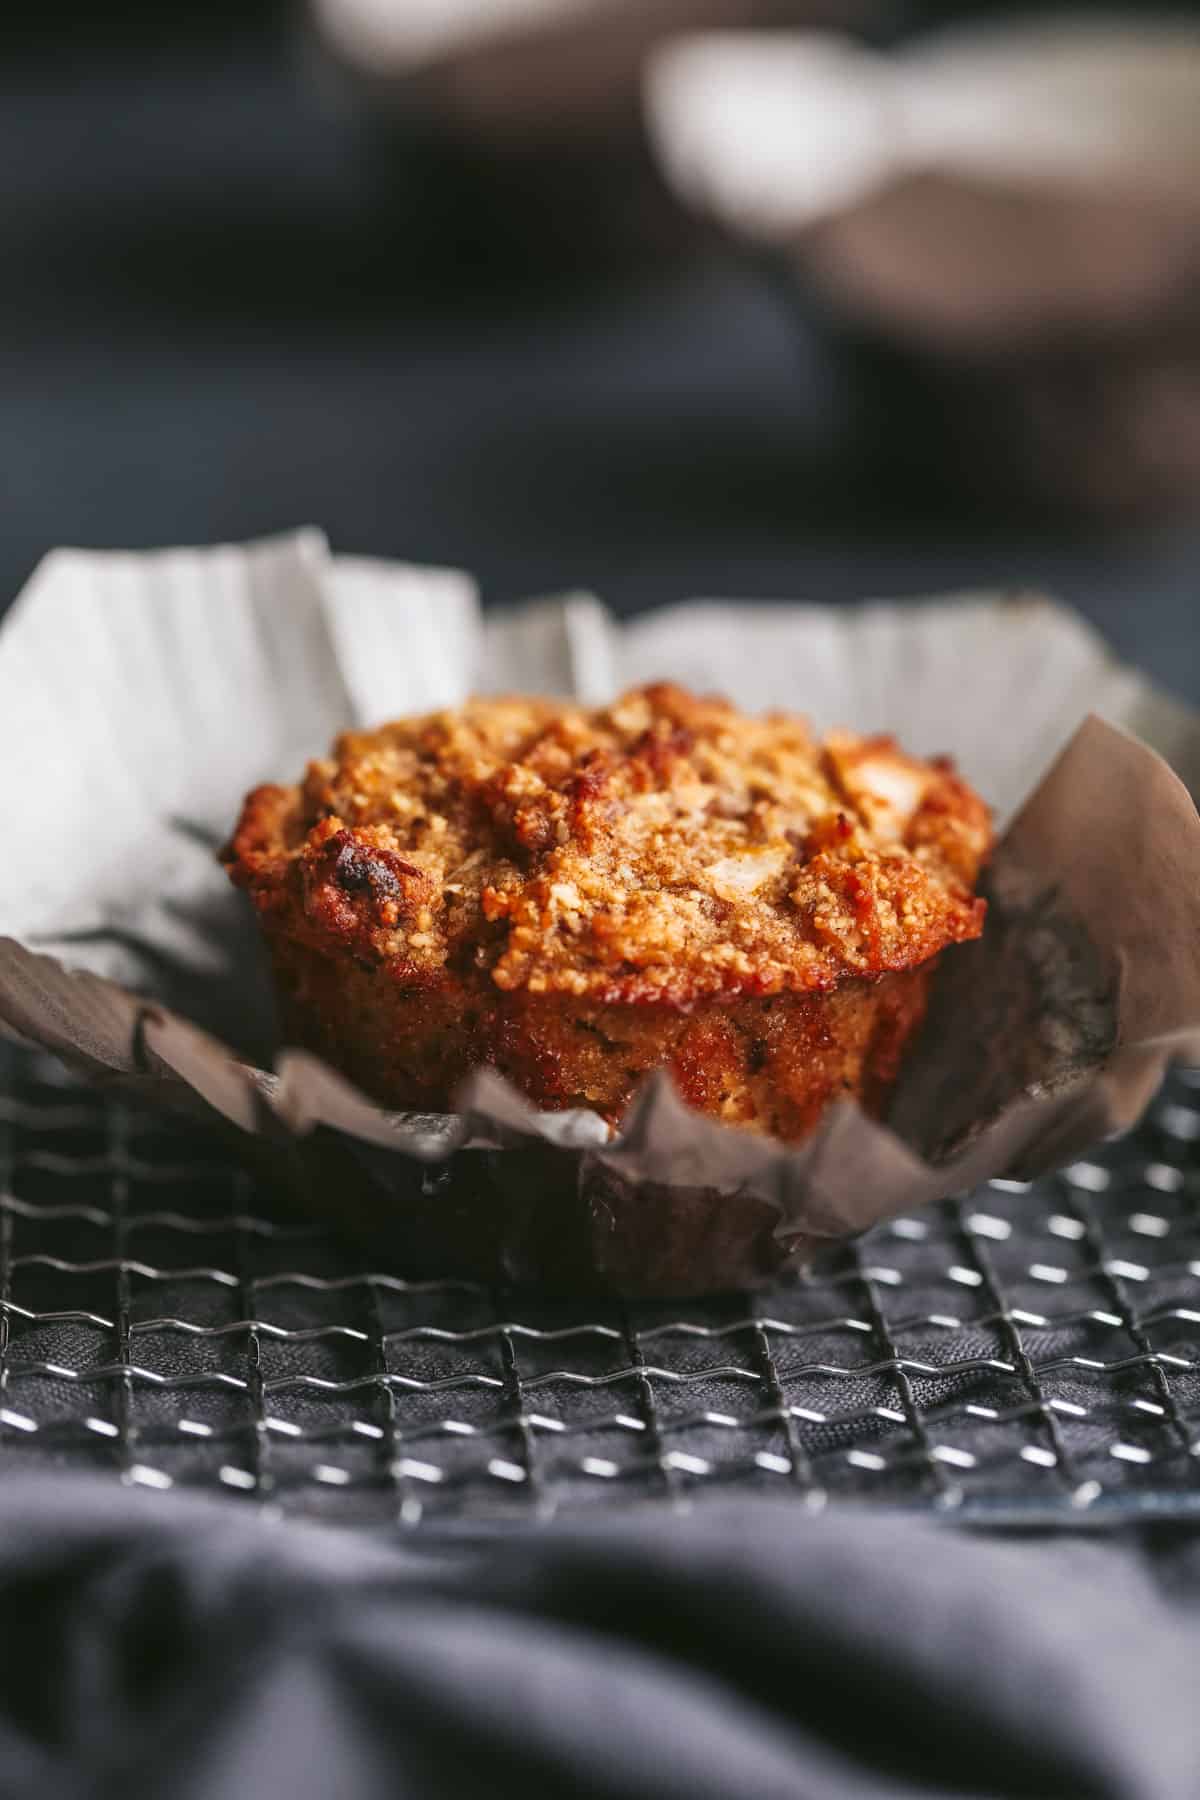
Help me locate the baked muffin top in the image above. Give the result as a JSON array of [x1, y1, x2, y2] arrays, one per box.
[[225, 683, 991, 1005]]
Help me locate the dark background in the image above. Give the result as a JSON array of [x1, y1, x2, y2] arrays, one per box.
[[2, 0, 1198, 701]]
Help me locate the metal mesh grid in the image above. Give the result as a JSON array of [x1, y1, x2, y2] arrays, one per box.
[[4, 1033, 1200, 1528]]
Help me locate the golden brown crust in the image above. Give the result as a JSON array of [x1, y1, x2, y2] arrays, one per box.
[[265, 942, 936, 1141], [223, 684, 991, 1137]]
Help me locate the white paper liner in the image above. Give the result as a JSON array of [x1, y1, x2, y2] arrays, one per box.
[[2, 530, 1200, 1294]]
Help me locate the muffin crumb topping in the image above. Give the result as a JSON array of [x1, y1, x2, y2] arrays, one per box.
[[225, 683, 990, 1006]]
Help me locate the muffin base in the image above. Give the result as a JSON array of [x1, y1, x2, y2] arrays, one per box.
[[267, 939, 936, 1141]]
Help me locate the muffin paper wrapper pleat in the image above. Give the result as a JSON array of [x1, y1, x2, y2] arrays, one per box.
[[1, 532, 1199, 1294]]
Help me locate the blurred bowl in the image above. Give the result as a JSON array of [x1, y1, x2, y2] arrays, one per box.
[[311, 0, 880, 147], [305, 0, 888, 271], [646, 18, 1200, 517]]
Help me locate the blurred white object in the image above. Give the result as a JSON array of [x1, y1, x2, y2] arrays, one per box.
[[314, 0, 764, 141], [311, 0, 871, 144], [646, 17, 1200, 346], [313, 0, 595, 70]]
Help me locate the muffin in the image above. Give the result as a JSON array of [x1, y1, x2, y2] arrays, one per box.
[[222, 683, 991, 1141]]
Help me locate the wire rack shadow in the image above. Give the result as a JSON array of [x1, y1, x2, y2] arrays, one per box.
[[3, 1035, 1200, 1528]]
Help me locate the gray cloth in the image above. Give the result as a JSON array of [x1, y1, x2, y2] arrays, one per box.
[[2, 1478, 1197, 1799]]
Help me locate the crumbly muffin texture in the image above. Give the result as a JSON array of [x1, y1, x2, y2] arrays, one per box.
[[224, 684, 991, 1137], [229, 684, 989, 1000]]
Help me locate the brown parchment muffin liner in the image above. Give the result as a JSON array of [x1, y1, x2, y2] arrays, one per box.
[[3, 716, 1200, 1297]]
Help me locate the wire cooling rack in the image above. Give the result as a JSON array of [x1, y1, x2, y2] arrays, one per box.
[[4, 1033, 1200, 1529]]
